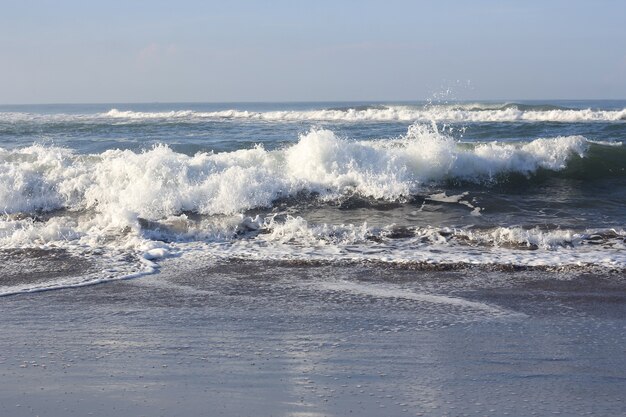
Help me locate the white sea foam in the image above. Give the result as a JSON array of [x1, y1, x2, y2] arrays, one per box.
[[0, 253, 157, 297], [1, 209, 624, 298], [3, 208, 625, 285], [1, 105, 625, 124], [177, 217, 626, 269], [236, 215, 626, 252], [0, 125, 590, 219], [0, 214, 165, 296], [100, 106, 626, 122], [0, 124, 622, 275]]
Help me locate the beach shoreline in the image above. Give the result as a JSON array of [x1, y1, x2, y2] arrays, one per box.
[[1, 261, 624, 417]]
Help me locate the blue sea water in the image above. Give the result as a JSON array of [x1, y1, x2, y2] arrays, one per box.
[[0, 100, 625, 294]]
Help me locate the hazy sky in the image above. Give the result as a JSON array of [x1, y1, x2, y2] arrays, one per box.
[[2, 0, 625, 103]]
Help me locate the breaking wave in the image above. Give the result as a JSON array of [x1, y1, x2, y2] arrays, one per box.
[[1, 123, 624, 273], [95, 105, 626, 122], [0, 124, 608, 218], [1, 104, 625, 124], [2, 209, 625, 270], [99, 104, 626, 122]]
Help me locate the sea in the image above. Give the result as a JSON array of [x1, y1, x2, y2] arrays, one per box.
[[1, 100, 625, 295]]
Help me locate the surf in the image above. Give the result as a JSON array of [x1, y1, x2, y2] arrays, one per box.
[[0, 124, 613, 218]]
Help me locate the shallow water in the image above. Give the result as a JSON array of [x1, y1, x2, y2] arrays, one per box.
[[1, 262, 624, 416]]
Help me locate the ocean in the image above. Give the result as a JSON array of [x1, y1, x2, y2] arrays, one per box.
[[0, 100, 625, 294], [2, 100, 626, 416]]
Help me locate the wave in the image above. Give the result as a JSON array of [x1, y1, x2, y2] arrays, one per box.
[[453, 102, 574, 112], [0, 247, 156, 297], [1, 124, 614, 219], [99, 106, 626, 122], [2, 207, 625, 271], [194, 224, 626, 270], [1, 122, 624, 271], [225, 215, 626, 252], [1, 104, 625, 124], [174, 216, 626, 270], [2, 215, 623, 297]]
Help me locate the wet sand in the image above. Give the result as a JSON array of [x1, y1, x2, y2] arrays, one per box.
[[1, 260, 625, 417]]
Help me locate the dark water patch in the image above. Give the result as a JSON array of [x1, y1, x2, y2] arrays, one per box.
[[333, 195, 408, 210], [557, 143, 626, 180], [457, 121, 626, 143], [383, 226, 417, 239], [243, 191, 414, 217], [213, 257, 626, 275], [0, 248, 94, 288], [262, 190, 322, 214], [499, 103, 573, 111], [457, 103, 574, 112], [443, 153, 626, 196]]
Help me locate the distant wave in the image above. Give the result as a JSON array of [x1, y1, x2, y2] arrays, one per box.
[[101, 106, 626, 122], [1, 104, 625, 123]]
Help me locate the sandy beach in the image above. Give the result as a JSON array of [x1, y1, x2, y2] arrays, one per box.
[[1, 260, 625, 417]]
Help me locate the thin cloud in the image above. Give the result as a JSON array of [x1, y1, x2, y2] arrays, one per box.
[[136, 43, 178, 69]]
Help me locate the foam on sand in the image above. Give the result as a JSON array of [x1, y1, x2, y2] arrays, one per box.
[[312, 279, 515, 315]]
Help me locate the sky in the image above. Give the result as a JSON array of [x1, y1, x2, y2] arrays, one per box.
[[1, 0, 625, 104]]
